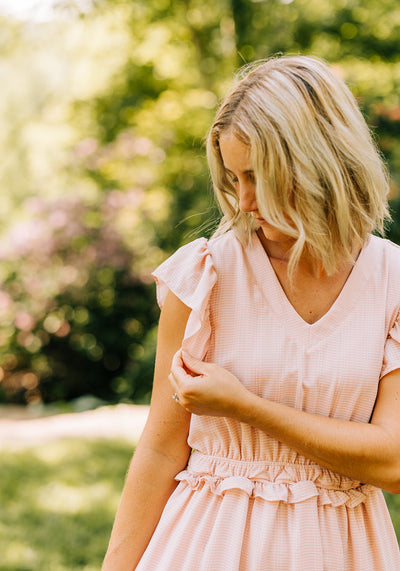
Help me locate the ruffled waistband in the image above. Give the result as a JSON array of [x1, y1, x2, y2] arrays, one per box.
[[175, 451, 377, 508]]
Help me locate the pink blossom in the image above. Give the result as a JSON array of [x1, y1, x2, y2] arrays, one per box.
[[14, 311, 36, 332], [0, 291, 13, 314], [74, 138, 99, 158], [133, 137, 153, 156], [48, 210, 68, 229]]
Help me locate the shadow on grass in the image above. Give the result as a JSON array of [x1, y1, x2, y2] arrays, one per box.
[[0, 439, 134, 571]]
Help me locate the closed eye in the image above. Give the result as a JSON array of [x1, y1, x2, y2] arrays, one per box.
[[225, 169, 255, 185], [225, 171, 238, 185]]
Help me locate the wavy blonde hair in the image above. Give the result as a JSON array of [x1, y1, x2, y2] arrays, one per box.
[[207, 55, 390, 276]]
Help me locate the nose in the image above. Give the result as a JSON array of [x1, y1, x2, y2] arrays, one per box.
[[237, 181, 257, 213]]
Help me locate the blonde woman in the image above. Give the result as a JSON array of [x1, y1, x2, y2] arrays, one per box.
[[103, 56, 400, 570]]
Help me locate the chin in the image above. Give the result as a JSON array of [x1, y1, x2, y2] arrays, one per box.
[[258, 223, 290, 243]]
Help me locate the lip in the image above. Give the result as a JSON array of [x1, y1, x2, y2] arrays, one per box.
[[254, 217, 267, 225]]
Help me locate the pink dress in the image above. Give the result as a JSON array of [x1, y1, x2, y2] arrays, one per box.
[[137, 231, 400, 570]]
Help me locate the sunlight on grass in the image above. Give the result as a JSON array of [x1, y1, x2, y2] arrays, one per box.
[[3, 540, 39, 567], [0, 438, 133, 570], [0, 438, 398, 570], [36, 481, 118, 514], [32, 439, 85, 464]]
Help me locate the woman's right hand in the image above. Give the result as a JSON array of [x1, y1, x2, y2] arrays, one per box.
[[169, 350, 251, 418]]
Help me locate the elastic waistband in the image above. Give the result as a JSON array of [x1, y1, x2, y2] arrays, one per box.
[[174, 450, 377, 507]]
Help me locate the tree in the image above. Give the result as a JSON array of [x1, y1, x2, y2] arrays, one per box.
[[0, 0, 399, 404]]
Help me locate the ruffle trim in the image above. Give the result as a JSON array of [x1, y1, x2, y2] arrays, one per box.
[[152, 238, 217, 359], [175, 470, 373, 508], [388, 311, 400, 344], [381, 308, 400, 378]]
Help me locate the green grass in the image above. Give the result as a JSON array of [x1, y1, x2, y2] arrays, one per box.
[[384, 491, 400, 543], [0, 439, 134, 571], [1, 440, 399, 570]]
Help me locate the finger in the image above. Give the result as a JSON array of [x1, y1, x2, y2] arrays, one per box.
[[171, 348, 183, 371], [171, 350, 193, 384], [181, 351, 207, 376]]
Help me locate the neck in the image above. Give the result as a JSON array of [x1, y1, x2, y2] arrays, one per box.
[[256, 229, 293, 262], [256, 229, 362, 280]]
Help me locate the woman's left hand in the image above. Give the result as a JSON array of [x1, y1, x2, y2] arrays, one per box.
[[168, 350, 250, 417]]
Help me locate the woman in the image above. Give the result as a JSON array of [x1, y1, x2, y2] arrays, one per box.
[[103, 55, 400, 570]]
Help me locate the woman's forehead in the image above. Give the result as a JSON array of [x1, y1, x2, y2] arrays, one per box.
[[218, 133, 253, 173]]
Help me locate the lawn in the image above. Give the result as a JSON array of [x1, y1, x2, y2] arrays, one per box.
[[0, 439, 134, 571], [385, 491, 400, 543], [1, 439, 399, 570]]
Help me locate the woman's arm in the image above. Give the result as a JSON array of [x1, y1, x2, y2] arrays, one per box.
[[169, 351, 400, 494], [102, 292, 192, 571]]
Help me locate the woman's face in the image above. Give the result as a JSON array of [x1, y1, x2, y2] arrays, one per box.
[[218, 132, 291, 247]]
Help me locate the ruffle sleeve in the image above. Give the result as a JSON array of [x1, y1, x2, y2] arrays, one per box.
[[381, 308, 400, 378], [152, 238, 217, 359]]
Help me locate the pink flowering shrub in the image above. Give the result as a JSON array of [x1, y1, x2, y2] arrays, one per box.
[[0, 193, 159, 405]]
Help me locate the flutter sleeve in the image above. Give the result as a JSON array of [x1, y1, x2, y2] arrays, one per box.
[[381, 308, 400, 378], [152, 238, 217, 360]]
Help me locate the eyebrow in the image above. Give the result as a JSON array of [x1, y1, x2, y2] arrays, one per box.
[[225, 167, 255, 175]]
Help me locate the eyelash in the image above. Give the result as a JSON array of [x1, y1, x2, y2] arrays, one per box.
[[228, 174, 255, 184]]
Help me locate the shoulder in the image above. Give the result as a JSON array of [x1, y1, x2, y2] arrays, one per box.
[[154, 236, 210, 273], [208, 229, 240, 250], [369, 235, 400, 276], [369, 236, 400, 320], [378, 235, 400, 256], [157, 230, 246, 268], [152, 236, 217, 310], [207, 230, 246, 268]]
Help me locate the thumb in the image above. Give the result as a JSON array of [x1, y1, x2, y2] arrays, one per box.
[[181, 351, 208, 375]]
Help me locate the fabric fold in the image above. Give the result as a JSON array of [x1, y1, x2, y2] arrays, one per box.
[[152, 238, 217, 359], [381, 308, 400, 378]]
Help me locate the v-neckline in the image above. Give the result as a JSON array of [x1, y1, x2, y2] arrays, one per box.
[[246, 231, 373, 341]]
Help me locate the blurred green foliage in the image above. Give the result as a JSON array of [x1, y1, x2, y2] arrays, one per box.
[[0, 194, 159, 403], [0, 438, 134, 570], [0, 0, 399, 404]]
